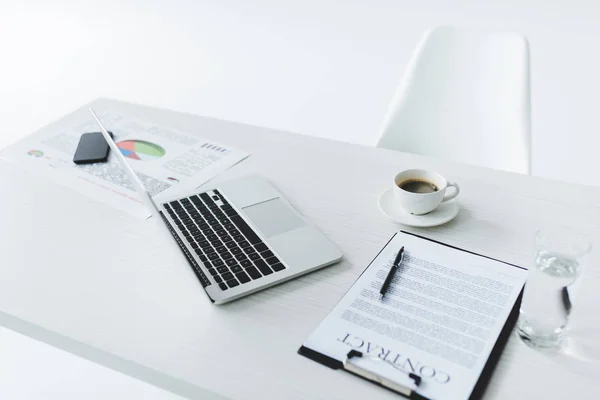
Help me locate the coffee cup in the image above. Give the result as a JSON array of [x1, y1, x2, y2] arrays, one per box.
[[393, 169, 460, 215]]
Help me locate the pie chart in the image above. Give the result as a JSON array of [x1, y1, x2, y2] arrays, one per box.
[[116, 140, 166, 161]]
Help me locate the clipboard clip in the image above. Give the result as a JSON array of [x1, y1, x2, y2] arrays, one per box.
[[344, 350, 422, 387]]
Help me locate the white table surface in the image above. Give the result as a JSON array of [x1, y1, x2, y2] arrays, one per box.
[[1, 98, 600, 399], [0, 326, 189, 400]]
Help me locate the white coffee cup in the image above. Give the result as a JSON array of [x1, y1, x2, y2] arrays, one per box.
[[393, 169, 460, 215]]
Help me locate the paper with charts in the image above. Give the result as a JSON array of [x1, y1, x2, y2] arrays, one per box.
[[0, 113, 249, 219]]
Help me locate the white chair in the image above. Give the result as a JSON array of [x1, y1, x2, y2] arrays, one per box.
[[377, 26, 531, 174]]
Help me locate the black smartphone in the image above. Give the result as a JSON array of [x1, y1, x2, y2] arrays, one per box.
[[73, 131, 113, 164]]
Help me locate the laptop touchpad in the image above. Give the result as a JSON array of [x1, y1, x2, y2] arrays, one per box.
[[242, 198, 306, 238]]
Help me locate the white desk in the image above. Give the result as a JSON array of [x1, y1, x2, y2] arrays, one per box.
[[0, 326, 189, 400], [1, 99, 600, 399]]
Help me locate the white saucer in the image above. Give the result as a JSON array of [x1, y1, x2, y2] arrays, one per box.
[[378, 189, 459, 228]]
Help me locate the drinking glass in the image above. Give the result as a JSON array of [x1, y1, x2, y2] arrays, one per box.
[[517, 229, 592, 349]]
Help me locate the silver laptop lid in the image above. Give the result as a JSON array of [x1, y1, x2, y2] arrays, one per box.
[[89, 108, 159, 219]]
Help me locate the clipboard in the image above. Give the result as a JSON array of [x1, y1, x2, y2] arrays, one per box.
[[298, 231, 525, 400]]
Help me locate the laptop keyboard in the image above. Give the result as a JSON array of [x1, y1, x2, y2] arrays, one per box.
[[163, 190, 286, 291]]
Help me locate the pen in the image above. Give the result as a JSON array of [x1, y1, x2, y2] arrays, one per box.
[[379, 246, 404, 300]]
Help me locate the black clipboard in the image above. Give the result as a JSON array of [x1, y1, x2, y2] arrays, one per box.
[[298, 231, 525, 400]]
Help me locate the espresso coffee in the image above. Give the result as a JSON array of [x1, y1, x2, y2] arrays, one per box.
[[398, 179, 438, 194]]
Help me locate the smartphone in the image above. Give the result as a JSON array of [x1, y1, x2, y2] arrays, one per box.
[[73, 131, 113, 164]]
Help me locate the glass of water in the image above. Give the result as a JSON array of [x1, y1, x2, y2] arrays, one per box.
[[518, 228, 592, 349]]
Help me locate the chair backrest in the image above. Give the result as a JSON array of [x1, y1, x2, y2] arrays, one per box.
[[377, 26, 531, 174]]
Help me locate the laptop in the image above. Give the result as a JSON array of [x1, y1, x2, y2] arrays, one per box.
[[90, 109, 342, 304]]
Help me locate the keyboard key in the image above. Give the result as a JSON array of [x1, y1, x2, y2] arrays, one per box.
[[232, 235, 244, 242], [220, 234, 233, 243], [207, 268, 218, 276], [229, 228, 240, 236], [222, 252, 233, 260], [198, 223, 209, 230], [261, 250, 274, 258], [222, 272, 235, 281], [203, 261, 213, 269], [218, 282, 228, 291], [225, 208, 238, 217], [249, 253, 261, 261], [254, 243, 268, 252], [236, 271, 251, 284], [209, 237, 222, 245], [223, 223, 236, 231], [208, 253, 220, 260], [213, 259, 225, 267], [243, 246, 256, 255], [202, 228, 213, 235], [217, 265, 229, 274], [254, 260, 273, 275], [216, 214, 229, 221], [265, 256, 279, 265], [214, 275, 223, 283], [238, 240, 250, 248], [215, 245, 227, 253], [195, 249, 203, 256], [272, 263, 285, 272], [241, 259, 253, 268], [225, 258, 238, 267], [199, 241, 213, 250], [225, 241, 237, 249], [198, 254, 208, 262], [206, 235, 218, 242], [235, 253, 247, 261], [226, 279, 240, 288], [215, 229, 227, 237], [230, 265, 243, 274], [245, 266, 261, 279], [231, 247, 243, 255], [190, 242, 198, 249], [199, 193, 212, 202]]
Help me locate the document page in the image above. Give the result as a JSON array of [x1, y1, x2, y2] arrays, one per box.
[[0, 113, 249, 218], [303, 232, 527, 400]]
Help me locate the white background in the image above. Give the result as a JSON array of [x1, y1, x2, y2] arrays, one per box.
[[1, 0, 599, 398]]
